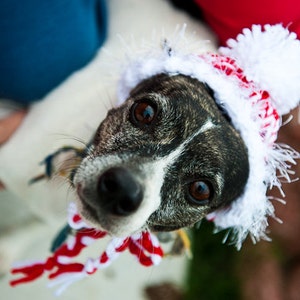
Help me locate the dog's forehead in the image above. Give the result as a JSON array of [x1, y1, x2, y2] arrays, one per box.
[[129, 74, 219, 117]]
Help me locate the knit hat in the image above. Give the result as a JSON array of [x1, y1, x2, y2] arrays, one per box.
[[117, 24, 300, 249]]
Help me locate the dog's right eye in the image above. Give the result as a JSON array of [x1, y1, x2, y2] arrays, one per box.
[[188, 180, 212, 205], [130, 100, 158, 128]]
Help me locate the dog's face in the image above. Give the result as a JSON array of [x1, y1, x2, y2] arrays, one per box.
[[74, 74, 249, 236]]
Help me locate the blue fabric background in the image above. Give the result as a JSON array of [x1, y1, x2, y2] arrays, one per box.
[[0, 0, 107, 104]]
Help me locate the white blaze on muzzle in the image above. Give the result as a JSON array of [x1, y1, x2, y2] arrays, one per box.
[[117, 24, 300, 248]]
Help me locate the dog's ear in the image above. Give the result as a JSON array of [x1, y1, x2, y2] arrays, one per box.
[[215, 121, 249, 208]]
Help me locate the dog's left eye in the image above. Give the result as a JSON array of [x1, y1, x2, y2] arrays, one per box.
[[188, 180, 212, 205], [130, 100, 157, 127]]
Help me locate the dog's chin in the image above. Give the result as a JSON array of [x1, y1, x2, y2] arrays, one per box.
[[147, 218, 197, 232], [148, 224, 182, 232], [77, 200, 148, 237]]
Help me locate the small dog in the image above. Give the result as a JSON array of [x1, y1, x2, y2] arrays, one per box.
[[56, 73, 249, 237]]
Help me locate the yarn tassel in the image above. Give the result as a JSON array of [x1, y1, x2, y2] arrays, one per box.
[[10, 202, 164, 295], [10, 228, 107, 287]]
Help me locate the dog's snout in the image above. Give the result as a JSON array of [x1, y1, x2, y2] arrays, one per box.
[[97, 167, 143, 216]]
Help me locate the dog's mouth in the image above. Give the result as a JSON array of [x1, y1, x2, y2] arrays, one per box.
[[76, 183, 101, 226], [77, 194, 182, 235]]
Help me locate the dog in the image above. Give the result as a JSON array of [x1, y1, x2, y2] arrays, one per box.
[[70, 73, 249, 237]]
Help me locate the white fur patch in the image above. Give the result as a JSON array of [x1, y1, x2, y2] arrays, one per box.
[[162, 118, 217, 164]]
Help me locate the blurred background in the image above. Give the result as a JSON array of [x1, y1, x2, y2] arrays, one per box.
[[1, 0, 299, 299]]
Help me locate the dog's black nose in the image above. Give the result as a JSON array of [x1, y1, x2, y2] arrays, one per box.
[[97, 167, 143, 216]]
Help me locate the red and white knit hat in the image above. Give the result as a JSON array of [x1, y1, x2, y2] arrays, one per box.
[[117, 24, 300, 249]]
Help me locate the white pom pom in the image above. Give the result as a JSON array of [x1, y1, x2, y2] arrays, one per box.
[[220, 24, 300, 115]]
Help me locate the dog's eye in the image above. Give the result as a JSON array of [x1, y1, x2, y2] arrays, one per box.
[[188, 180, 212, 205], [130, 100, 157, 127]]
